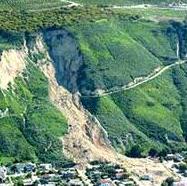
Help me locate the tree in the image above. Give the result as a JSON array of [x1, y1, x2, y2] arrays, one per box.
[[161, 177, 174, 186], [16, 178, 24, 186], [127, 145, 142, 158], [33, 180, 40, 186], [159, 148, 171, 157], [149, 148, 158, 157], [178, 163, 187, 173], [184, 15, 187, 24]]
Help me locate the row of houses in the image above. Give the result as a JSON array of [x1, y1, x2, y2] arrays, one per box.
[[86, 161, 136, 186], [163, 152, 187, 186], [0, 163, 85, 185]]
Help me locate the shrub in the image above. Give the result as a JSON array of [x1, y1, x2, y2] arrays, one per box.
[[127, 145, 142, 158]]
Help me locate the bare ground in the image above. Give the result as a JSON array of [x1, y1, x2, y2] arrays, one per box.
[[0, 49, 26, 90], [29, 36, 179, 185]]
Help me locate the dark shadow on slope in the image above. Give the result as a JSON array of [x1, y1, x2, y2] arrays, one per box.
[[43, 28, 83, 94]]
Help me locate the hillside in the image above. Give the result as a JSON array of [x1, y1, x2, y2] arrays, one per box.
[[0, 16, 186, 161], [0, 34, 69, 165], [0, 1, 187, 185], [76, 19, 187, 156]]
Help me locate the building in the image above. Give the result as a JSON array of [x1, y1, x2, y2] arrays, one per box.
[[140, 175, 153, 181], [9, 163, 35, 174], [39, 164, 53, 172], [166, 154, 176, 161], [24, 163, 36, 173], [115, 172, 124, 180], [175, 153, 184, 162], [99, 179, 115, 186], [173, 178, 187, 186], [68, 178, 84, 186], [119, 180, 135, 186]]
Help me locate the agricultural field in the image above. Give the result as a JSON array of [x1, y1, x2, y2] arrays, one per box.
[[1, 0, 187, 9]]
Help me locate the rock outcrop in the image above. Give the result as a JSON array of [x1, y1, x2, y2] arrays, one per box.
[[43, 29, 83, 93]]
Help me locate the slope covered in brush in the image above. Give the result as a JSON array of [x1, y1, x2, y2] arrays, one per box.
[[0, 34, 68, 165], [72, 19, 179, 93], [77, 20, 187, 156], [0, 3, 186, 164], [33, 17, 187, 157]]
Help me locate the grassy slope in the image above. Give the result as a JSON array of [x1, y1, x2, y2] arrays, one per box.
[[0, 37, 68, 164], [123, 21, 178, 63], [79, 19, 187, 155], [0, 3, 186, 159], [172, 64, 187, 138], [72, 19, 177, 92], [82, 68, 187, 155]]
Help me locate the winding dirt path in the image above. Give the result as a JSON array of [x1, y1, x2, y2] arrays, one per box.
[[28, 0, 82, 12], [82, 60, 187, 98]]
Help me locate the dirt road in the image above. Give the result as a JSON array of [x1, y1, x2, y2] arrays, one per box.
[[82, 60, 187, 98]]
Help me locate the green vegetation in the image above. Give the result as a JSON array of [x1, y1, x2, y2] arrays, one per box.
[[172, 64, 187, 139], [115, 7, 187, 21], [178, 163, 187, 173], [73, 20, 171, 93], [0, 0, 187, 161], [0, 0, 67, 11], [0, 60, 68, 164], [0, 3, 186, 33], [1, 0, 187, 10], [0, 6, 112, 32], [80, 20, 187, 156], [73, 19, 181, 93], [0, 30, 23, 52], [161, 177, 175, 186], [82, 66, 187, 156], [74, 0, 187, 6], [86, 162, 130, 185]]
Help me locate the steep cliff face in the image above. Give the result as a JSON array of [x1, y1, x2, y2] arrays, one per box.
[[0, 34, 68, 164], [27, 33, 176, 186], [174, 22, 187, 59], [43, 29, 83, 93], [26, 22, 187, 160], [0, 20, 186, 163], [0, 29, 178, 185], [29, 34, 116, 164]]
